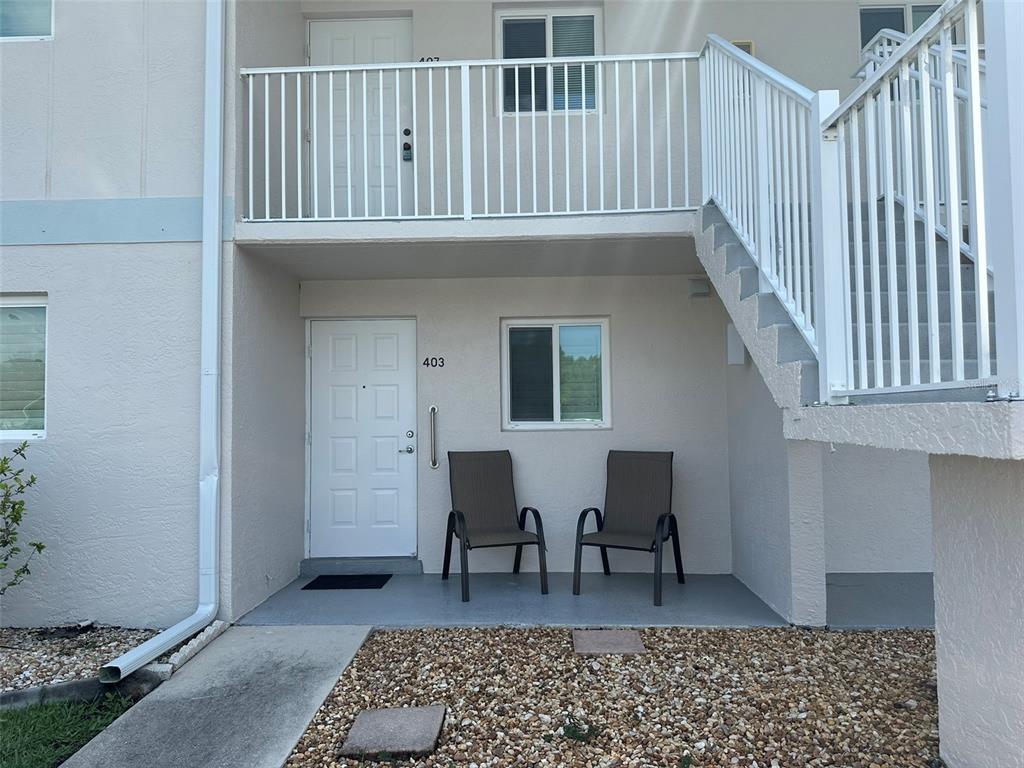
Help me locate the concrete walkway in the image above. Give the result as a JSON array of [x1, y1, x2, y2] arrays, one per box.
[[63, 625, 369, 768]]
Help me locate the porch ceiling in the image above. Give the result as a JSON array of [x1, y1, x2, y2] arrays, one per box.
[[239, 233, 702, 281]]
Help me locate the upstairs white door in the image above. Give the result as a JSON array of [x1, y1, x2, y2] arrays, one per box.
[[309, 319, 418, 558], [309, 18, 413, 218]]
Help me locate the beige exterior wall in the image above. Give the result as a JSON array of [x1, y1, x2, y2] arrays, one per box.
[[300, 273, 735, 575], [0, 243, 203, 628], [930, 455, 1024, 768]]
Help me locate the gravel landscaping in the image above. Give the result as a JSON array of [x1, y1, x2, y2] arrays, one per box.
[[289, 627, 939, 768], [0, 625, 157, 693]]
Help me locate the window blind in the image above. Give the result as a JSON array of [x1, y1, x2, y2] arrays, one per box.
[[0, 306, 46, 432], [503, 18, 548, 111], [508, 327, 554, 422], [552, 15, 596, 110]]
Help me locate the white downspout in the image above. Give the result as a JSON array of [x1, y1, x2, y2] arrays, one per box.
[[100, 0, 225, 684]]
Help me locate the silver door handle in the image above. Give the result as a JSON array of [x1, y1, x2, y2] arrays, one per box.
[[429, 405, 439, 469], [400, 445, 415, 454]]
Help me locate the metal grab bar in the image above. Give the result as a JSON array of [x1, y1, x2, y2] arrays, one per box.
[[429, 405, 439, 469]]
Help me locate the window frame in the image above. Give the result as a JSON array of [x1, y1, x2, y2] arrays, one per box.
[[500, 316, 611, 431], [0, 295, 48, 441], [494, 5, 604, 114], [0, 0, 54, 42]]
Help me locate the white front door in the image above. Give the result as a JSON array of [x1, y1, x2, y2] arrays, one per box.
[[309, 18, 413, 218], [309, 319, 418, 558]]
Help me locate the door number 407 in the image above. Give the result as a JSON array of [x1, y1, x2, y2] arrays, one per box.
[[423, 356, 445, 368]]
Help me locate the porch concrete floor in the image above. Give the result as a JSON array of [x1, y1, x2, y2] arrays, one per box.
[[239, 573, 788, 628], [826, 572, 935, 629]]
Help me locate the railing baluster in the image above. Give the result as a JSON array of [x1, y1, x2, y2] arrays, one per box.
[[461, 65, 472, 221], [615, 61, 621, 210], [312, 71, 319, 219], [564, 63, 571, 211], [481, 66, 488, 216], [296, 72, 302, 220], [547, 63, 554, 213], [865, 94, 884, 388], [963, 0, 990, 378], [444, 68, 452, 216], [918, 46, 941, 383], [329, 72, 336, 218], [940, 21, 964, 380], [798, 106, 811, 323], [361, 70, 368, 217], [850, 108, 869, 389], [395, 69, 402, 218], [880, 77, 901, 386], [666, 59, 673, 208], [346, 71, 352, 218], [648, 59, 655, 208], [247, 76, 253, 219], [378, 68, 385, 218], [263, 74, 270, 220], [428, 70, 435, 216], [899, 59, 920, 383], [838, 120, 854, 386], [598, 62, 605, 211], [514, 66, 521, 214], [498, 65, 505, 215], [631, 60, 638, 210], [280, 73, 286, 219], [532, 66, 538, 213]]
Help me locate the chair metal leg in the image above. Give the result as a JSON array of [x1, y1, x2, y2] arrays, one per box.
[[572, 538, 584, 595], [459, 538, 470, 602], [512, 545, 523, 573], [653, 541, 664, 606], [670, 516, 685, 584], [600, 547, 611, 575], [536, 540, 549, 595], [442, 513, 455, 580]]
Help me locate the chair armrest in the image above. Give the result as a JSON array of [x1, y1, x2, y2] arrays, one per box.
[[576, 507, 604, 541], [519, 507, 546, 550], [654, 512, 673, 543], [450, 509, 469, 546]]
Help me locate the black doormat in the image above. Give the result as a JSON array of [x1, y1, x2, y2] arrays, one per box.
[[302, 574, 393, 590]]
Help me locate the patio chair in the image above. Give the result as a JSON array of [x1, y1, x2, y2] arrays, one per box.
[[442, 450, 549, 602], [572, 450, 684, 606]]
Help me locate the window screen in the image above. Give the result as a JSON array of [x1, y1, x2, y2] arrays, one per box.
[[503, 18, 548, 112], [0, 305, 46, 434], [559, 325, 602, 421], [0, 0, 52, 38], [859, 7, 906, 47], [552, 15, 596, 110]]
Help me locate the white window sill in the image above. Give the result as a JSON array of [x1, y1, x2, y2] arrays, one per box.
[[503, 421, 610, 432], [0, 430, 46, 442]]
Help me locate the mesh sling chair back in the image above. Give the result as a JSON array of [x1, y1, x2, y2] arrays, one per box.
[[443, 450, 548, 601], [572, 450, 684, 605]]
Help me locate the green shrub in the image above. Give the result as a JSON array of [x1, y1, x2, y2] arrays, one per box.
[[0, 441, 44, 596]]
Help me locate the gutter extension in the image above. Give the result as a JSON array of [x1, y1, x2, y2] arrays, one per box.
[[100, 0, 225, 683]]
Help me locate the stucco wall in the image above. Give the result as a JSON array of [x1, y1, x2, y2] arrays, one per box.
[[929, 455, 1024, 768], [824, 445, 933, 573], [224, 250, 306, 619], [726, 355, 794, 618], [300, 274, 733, 575], [0, 0, 205, 202], [0, 244, 201, 628]]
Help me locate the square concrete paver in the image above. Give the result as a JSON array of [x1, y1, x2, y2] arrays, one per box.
[[340, 705, 447, 757], [572, 629, 647, 655]]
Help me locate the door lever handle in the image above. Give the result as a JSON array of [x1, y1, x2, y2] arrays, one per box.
[[400, 445, 415, 454]]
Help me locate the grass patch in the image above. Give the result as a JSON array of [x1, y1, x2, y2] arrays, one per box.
[[0, 694, 133, 768]]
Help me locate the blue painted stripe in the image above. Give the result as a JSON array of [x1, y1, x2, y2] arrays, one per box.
[[0, 197, 235, 245]]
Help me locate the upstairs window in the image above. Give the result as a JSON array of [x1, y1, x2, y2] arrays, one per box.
[[497, 7, 601, 112], [0, 297, 47, 439], [501, 318, 610, 430], [859, 4, 941, 48], [0, 0, 53, 40]]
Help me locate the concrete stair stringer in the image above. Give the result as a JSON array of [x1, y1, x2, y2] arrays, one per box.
[[696, 204, 818, 409]]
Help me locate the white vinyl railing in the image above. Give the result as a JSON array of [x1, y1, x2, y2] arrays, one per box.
[[701, 0, 1016, 402], [824, 0, 993, 396], [241, 53, 700, 222], [700, 35, 825, 353]]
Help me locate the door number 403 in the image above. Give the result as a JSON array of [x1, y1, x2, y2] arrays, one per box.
[[423, 356, 445, 368]]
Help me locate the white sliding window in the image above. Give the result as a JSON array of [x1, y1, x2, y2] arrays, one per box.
[[501, 318, 610, 430], [0, 296, 47, 439]]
